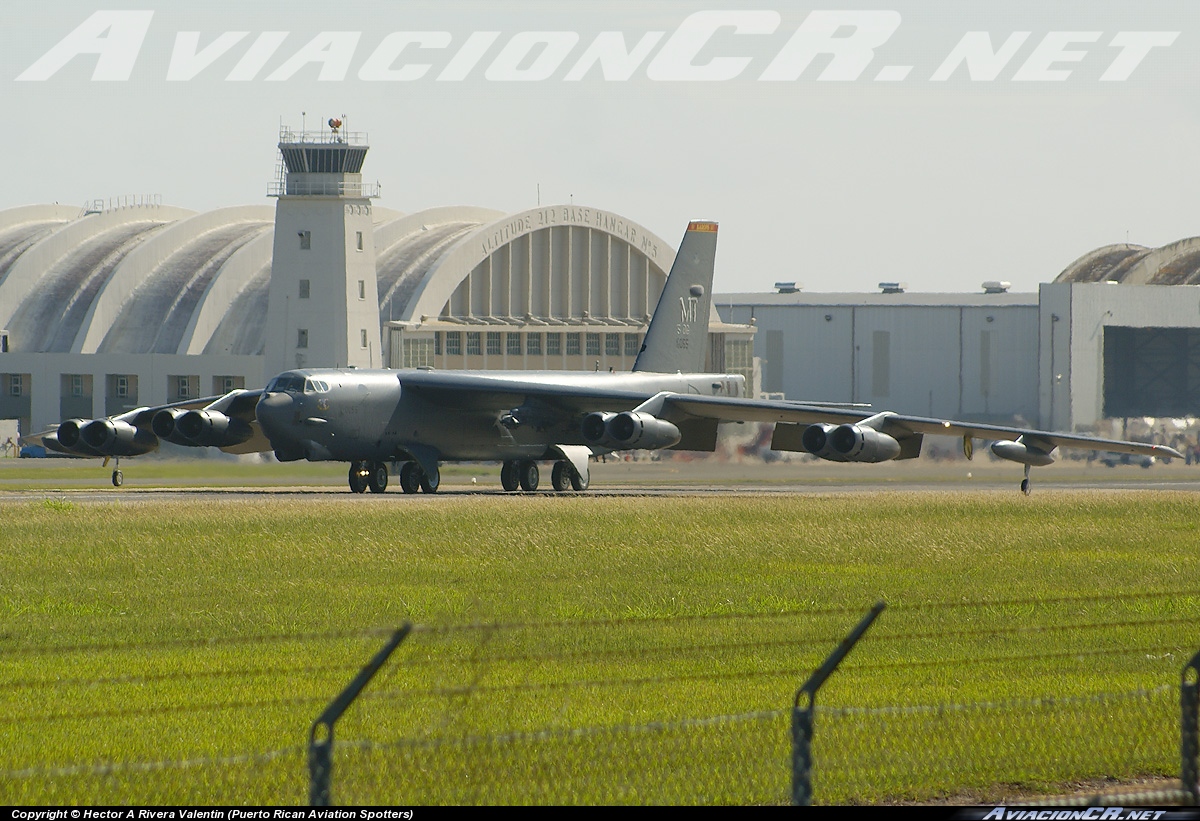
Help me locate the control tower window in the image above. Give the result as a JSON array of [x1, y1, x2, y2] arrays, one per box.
[[356, 231, 364, 251], [297, 329, 309, 349], [299, 279, 310, 299], [299, 230, 311, 250]]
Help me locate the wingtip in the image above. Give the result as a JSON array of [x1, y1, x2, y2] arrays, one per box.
[[687, 220, 718, 233]]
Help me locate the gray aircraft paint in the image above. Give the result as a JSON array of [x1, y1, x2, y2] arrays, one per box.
[[633, 220, 717, 374]]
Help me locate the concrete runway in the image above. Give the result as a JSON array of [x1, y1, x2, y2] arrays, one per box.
[[7, 455, 1200, 503]]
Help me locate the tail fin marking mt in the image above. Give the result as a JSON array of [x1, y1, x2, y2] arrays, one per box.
[[632, 220, 718, 374]]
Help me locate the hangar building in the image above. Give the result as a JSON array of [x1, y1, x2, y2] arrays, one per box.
[[0, 125, 753, 437], [717, 247, 1200, 433]]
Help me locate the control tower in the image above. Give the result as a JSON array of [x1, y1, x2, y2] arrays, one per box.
[[264, 118, 382, 378]]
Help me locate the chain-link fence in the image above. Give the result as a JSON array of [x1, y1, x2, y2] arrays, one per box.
[[3, 594, 1198, 805]]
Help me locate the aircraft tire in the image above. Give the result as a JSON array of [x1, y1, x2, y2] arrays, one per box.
[[1021, 478, 1031, 496], [399, 461, 421, 494], [551, 461, 571, 492], [419, 464, 440, 493], [368, 462, 389, 493], [112, 469, 123, 488], [518, 460, 539, 491], [570, 464, 590, 491], [500, 460, 520, 491], [348, 463, 368, 494]]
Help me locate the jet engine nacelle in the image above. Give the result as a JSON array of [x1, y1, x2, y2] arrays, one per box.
[[581, 412, 618, 446], [581, 410, 682, 450], [151, 408, 195, 445], [801, 422, 901, 463], [80, 419, 158, 457], [55, 418, 91, 452], [607, 411, 681, 450], [991, 440, 1056, 467], [176, 409, 253, 448], [800, 423, 838, 460], [829, 423, 902, 463]]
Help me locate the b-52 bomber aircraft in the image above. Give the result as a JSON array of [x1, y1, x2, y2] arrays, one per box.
[[43, 220, 1182, 494]]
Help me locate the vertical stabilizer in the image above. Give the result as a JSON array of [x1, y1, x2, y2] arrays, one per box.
[[632, 220, 718, 373]]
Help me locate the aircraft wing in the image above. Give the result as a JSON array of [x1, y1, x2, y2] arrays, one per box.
[[656, 394, 1183, 460], [401, 370, 1181, 460]]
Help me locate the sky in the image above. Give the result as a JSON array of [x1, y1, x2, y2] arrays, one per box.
[[4, 1, 1199, 295]]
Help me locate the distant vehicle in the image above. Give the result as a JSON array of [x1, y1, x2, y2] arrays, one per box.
[[1100, 453, 1155, 468], [42, 221, 1182, 494]]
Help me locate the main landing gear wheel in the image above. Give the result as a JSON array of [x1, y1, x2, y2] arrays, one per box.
[[1020, 465, 1032, 496], [348, 462, 368, 494], [551, 461, 571, 492], [500, 460, 520, 492], [518, 460, 540, 491], [418, 464, 440, 493], [368, 462, 389, 493], [551, 460, 589, 492], [400, 461, 422, 494]]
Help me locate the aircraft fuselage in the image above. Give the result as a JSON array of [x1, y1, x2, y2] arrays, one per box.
[[255, 367, 744, 464]]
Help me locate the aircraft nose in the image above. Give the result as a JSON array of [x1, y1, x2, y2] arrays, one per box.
[[255, 391, 295, 439]]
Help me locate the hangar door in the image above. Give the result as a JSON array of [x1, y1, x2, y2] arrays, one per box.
[[1103, 327, 1200, 417]]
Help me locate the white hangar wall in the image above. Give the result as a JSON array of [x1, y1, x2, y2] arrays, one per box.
[[720, 282, 1200, 432], [1040, 282, 1200, 431], [716, 291, 1040, 424]]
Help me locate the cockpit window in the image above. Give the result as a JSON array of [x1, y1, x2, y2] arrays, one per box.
[[267, 375, 307, 393]]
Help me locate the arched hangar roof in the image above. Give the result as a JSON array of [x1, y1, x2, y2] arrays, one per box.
[[393, 205, 692, 326], [1055, 238, 1200, 285], [0, 201, 693, 357]]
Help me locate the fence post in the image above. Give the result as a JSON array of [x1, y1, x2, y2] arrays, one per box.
[[791, 601, 885, 806], [1183, 649, 1200, 807], [309, 624, 413, 806]]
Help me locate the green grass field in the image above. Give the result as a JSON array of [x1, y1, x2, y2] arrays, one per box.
[[2, 488, 1198, 804]]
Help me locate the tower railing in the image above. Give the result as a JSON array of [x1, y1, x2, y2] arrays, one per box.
[[267, 180, 382, 198], [278, 127, 368, 146]]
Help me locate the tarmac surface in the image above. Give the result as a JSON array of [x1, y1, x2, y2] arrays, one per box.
[[6, 452, 1200, 503]]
